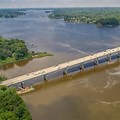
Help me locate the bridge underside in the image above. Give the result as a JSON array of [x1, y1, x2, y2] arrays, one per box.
[[10, 52, 120, 89]]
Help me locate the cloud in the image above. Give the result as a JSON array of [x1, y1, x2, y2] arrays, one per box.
[[0, 0, 119, 8]]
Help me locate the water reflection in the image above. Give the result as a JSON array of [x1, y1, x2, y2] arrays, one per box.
[[0, 59, 31, 70], [0, 63, 15, 70], [15, 59, 31, 67]]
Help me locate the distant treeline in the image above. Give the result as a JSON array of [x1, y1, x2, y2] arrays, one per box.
[[95, 18, 119, 27], [49, 8, 120, 27], [0, 9, 26, 18]]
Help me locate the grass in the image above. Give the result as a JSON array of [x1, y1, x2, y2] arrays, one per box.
[[32, 52, 53, 58], [0, 75, 7, 81]]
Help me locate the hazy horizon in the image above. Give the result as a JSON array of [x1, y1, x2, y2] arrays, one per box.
[[0, 7, 120, 9], [0, 0, 120, 8]]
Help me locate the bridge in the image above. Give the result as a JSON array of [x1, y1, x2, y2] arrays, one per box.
[[1, 47, 120, 86]]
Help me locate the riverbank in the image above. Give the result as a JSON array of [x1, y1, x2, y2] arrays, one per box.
[[0, 36, 53, 67], [0, 74, 7, 81], [0, 9, 26, 18], [49, 8, 120, 27], [0, 52, 53, 66]]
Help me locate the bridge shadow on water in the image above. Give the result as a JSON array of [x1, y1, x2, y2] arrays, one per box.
[[21, 58, 120, 94]]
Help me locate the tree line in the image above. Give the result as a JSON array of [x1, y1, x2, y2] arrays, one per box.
[[95, 18, 119, 27], [0, 36, 29, 61], [49, 8, 120, 27], [0, 86, 32, 120], [0, 9, 26, 18]]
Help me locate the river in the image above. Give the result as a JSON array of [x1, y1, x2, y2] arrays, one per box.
[[22, 62, 120, 120], [0, 9, 120, 120]]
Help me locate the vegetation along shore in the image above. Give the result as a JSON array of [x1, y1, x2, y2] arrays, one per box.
[[49, 8, 120, 27], [0, 85, 32, 120], [0, 9, 26, 18], [0, 36, 52, 67]]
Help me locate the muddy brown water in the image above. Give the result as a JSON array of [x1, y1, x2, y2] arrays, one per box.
[[0, 9, 120, 120], [22, 62, 120, 120]]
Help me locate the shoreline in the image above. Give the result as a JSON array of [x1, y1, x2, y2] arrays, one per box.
[[20, 58, 120, 96], [1, 47, 120, 86], [0, 52, 53, 81], [0, 52, 53, 67]]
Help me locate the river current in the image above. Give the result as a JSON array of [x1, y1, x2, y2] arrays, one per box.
[[0, 9, 120, 120]]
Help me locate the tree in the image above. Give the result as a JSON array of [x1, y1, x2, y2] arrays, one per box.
[[0, 37, 29, 61], [0, 75, 7, 81], [0, 86, 32, 120], [96, 17, 119, 27], [0, 112, 18, 120]]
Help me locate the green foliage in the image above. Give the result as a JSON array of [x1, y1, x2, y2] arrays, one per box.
[[96, 17, 119, 27], [0, 36, 52, 66], [0, 37, 29, 61], [0, 74, 7, 81], [0, 9, 26, 18], [32, 52, 53, 58], [0, 86, 32, 120], [49, 8, 120, 27], [0, 112, 18, 120]]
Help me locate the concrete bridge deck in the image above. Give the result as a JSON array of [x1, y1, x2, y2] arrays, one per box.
[[1, 47, 120, 86]]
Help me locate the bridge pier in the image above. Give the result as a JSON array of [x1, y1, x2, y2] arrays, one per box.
[[63, 68, 68, 75], [44, 74, 47, 81], [118, 51, 120, 58], [20, 82, 25, 89], [94, 58, 99, 66], [80, 63, 84, 70], [106, 54, 111, 62], [1, 47, 120, 87]]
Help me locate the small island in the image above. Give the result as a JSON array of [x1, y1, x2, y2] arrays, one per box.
[[0, 85, 32, 120], [0, 36, 52, 66]]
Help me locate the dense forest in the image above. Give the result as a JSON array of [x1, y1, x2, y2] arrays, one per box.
[[96, 18, 119, 27], [0, 36, 52, 66], [0, 86, 32, 120], [0, 36, 30, 61], [0, 9, 26, 18], [49, 8, 120, 27]]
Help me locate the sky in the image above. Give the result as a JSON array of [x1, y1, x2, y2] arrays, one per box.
[[0, 0, 120, 8]]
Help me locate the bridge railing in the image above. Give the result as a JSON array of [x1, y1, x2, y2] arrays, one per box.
[[1, 47, 120, 86]]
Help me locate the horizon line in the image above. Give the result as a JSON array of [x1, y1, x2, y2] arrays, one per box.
[[0, 6, 120, 9]]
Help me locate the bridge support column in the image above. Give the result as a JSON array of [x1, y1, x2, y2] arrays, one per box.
[[106, 54, 111, 62], [44, 74, 47, 81], [94, 58, 99, 66], [20, 82, 25, 89], [63, 68, 68, 75], [80, 63, 84, 70], [118, 51, 120, 58]]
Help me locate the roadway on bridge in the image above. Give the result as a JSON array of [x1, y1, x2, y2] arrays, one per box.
[[1, 47, 120, 86]]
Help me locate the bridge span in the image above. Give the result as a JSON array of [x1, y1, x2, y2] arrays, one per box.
[[1, 47, 120, 86]]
